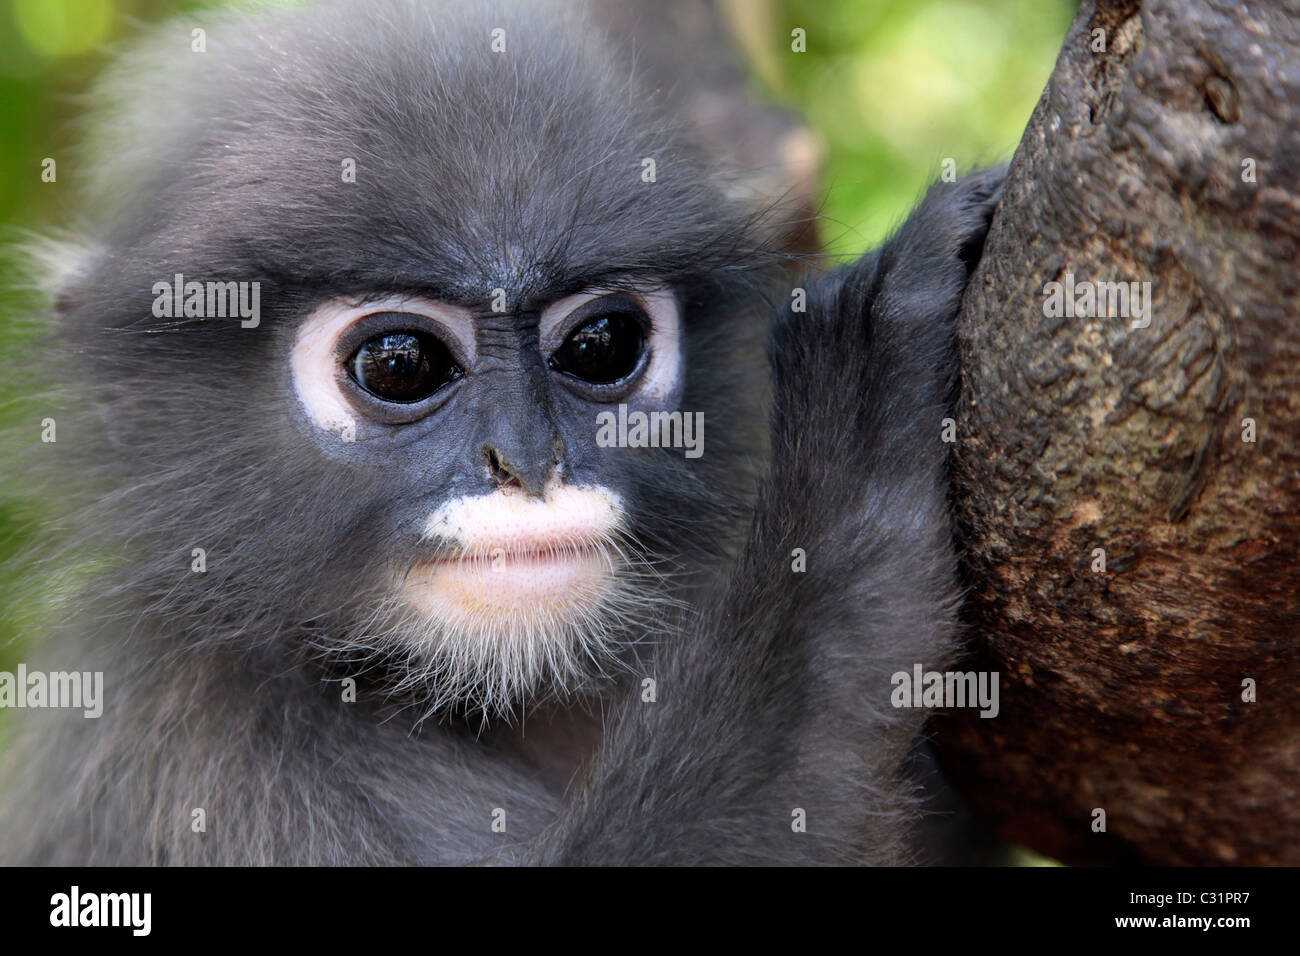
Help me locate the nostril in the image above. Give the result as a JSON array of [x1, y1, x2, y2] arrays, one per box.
[[485, 447, 521, 488]]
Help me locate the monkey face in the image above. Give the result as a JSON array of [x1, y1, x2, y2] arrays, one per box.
[[49, 0, 775, 718], [283, 284, 687, 701]]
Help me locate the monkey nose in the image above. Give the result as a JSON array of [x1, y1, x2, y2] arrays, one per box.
[[483, 444, 554, 498]]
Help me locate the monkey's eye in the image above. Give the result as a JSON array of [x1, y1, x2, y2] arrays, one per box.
[[549, 313, 645, 385], [347, 331, 461, 403]]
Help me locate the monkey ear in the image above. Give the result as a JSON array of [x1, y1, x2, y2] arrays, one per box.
[[589, 0, 824, 259], [710, 113, 824, 259], [709, 10, 824, 259], [26, 237, 136, 453], [23, 235, 102, 318]]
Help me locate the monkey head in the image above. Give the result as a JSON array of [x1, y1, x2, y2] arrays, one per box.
[[48, 0, 780, 718]]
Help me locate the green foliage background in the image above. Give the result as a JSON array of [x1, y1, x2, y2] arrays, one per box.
[[0, 0, 1072, 832], [759, 0, 1073, 254]]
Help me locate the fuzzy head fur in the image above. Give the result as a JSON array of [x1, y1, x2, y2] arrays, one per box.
[[31, 0, 785, 721]]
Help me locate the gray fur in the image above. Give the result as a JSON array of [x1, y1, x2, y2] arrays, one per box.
[[0, 0, 1002, 865]]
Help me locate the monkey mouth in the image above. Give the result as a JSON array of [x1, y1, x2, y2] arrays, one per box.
[[430, 543, 606, 568], [399, 481, 626, 634], [402, 542, 619, 627]]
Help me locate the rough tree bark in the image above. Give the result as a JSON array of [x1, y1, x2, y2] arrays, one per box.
[[937, 0, 1300, 864]]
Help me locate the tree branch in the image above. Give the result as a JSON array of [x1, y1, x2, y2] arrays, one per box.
[[940, 0, 1300, 865]]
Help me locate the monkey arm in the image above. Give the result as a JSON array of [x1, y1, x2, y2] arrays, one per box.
[[529, 169, 1006, 865]]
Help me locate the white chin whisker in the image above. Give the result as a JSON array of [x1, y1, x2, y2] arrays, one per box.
[[367, 560, 655, 720], [299, 481, 684, 720], [300, 551, 683, 724]]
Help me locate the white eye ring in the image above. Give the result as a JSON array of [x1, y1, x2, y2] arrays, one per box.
[[539, 285, 682, 403], [291, 294, 476, 434]]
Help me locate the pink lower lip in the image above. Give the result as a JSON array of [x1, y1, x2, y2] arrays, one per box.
[[403, 543, 616, 625]]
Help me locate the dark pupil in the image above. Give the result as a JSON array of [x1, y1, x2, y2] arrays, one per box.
[[350, 332, 457, 402], [554, 314, 644, 384]]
